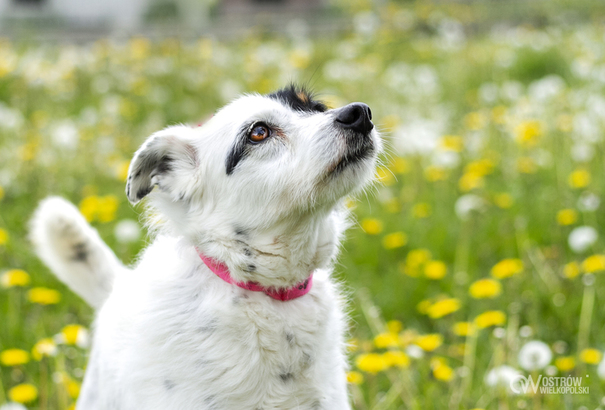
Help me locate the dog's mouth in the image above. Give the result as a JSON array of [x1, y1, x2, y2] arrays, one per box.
[[326, 137, 375, 177]]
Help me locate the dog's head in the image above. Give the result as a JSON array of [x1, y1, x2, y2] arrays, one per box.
[[126, 85, 381, 286]]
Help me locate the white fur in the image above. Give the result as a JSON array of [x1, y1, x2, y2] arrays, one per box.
[[31, 91, 380, 410]]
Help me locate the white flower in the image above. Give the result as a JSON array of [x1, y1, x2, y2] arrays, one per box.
[[455, 194, 485, 220], [405, 344, 424, 359], [597, 355, 605, 379], [519, 325, 533, 338], [114, 219, 141, 244], [485, 365, 522, 392], [0, 404, 28, 410], [518, 340, 552, 371], [578, 192, 600, 212], [50, 120, 79, 150], [568, 226, 598, 253], [571, 143, 594, 163]]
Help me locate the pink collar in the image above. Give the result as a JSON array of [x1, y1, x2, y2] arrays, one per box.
[[197, 251, 313, 301]]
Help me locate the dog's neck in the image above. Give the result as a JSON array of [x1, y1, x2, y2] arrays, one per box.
[[192, 209, 342, 288]]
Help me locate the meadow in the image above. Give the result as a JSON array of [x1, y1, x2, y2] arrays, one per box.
[[2, 2, 605, 409]]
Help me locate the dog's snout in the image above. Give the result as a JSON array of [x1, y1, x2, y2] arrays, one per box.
[[334, 103, 373, 134]]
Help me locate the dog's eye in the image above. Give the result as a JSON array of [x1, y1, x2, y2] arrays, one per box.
[[249, 123, 271, 143]]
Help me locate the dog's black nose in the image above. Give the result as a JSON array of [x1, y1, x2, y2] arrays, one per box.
[[334, 103, 373, 134]]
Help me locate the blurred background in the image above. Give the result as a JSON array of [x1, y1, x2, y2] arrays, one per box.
[[2, 0, 605, 409]]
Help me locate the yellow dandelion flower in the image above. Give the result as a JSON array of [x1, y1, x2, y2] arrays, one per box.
[[402, 249, 431, 277], [97, 195, 118, 223], [387, 320, 403, 334], [376, 166, 396, 186], [469, 278, 502, 299], [517, 157, 538, 174], [361, 218, 383, 235], [389, 157, 409, 174], [427, 298, 461, 319], [433, 363, 454, 381], [458, 172, 484, 192], [0, 228, 9, 246], [415, 334, 443, 352], [440, 135, 464, 152], [490, 258, 523, 279], [581, 254, 605, 273], [494, 193, 513, 209], [555, 356, 575, 372], [32, 338, 58, 360], [465, 159, 495, 177], [355, 353, 388, 374], [464, 111, 486, 130], [424, 166, 448, 182], [8, 383, 38, 403], [412, 202, 432, 218], [1, 269, 30, 288], [514, 120, 543, 147], [60, 324, 87, 345], [424, 261, 447, 280], [0, 349, 30, 366], [579, 348, 602, 364], [474, 310, 506, 328], [453, 322, 475, 337], [569, 168, 591, 189], [557, 209, 578, 226], [374, 332, 399, 349], [563, 262, 581, 279], [67, 379, 81, 399], [28, 287, 61, 305], [346, 370, 364, 384], [79, 195, 100, 222], [383, 351, 410, 368], [382, 232, 407, 250]]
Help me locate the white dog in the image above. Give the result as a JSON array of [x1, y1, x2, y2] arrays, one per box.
[[31, 86, 380, 410]]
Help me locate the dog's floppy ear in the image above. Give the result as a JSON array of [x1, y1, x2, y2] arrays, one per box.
[[126, 125, 198, 205]]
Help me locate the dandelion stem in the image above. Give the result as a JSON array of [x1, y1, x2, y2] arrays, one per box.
[[577, 278, 595, 363]]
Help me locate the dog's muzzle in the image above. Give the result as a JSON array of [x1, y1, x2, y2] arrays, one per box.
[[328, 103, 375, 175]]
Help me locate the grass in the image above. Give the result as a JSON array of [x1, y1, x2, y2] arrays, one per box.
[[2, 2, 605, 409]]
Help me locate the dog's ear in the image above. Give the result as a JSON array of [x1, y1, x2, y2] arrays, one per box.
[[126, 125, 198, 205]]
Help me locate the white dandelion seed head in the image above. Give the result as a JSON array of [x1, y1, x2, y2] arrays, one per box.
[[455, 194, 485, 220], [405, 344, 424, 359], [0, 404, 28, 410], [485, 365, 522, 392], [114, 219, 141, 244], [568, 226, 598, 254], [578, 192, 600, 212], [519, 325, 533, 338], [518, 340, 552, 371]]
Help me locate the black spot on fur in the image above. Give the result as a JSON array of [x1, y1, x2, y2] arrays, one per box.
[[285, 332, 295, 345], [225, 126, 249, 175], [155, 155, 173, 174], [235, 226, 249, 237], [247, 264, 256, 272], [243, 248, 252, 257], [280, 372, 294, 382], [136, 186, 152, 200], [268, 85, 327, 114], [163, 379, 176, 390], [72, 243, 88, 262]]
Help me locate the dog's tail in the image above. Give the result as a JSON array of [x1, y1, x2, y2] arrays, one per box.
[[30, 197, 127, 309]]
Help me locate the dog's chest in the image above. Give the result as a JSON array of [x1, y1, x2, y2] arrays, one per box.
[[100, 270, 340, 409]]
